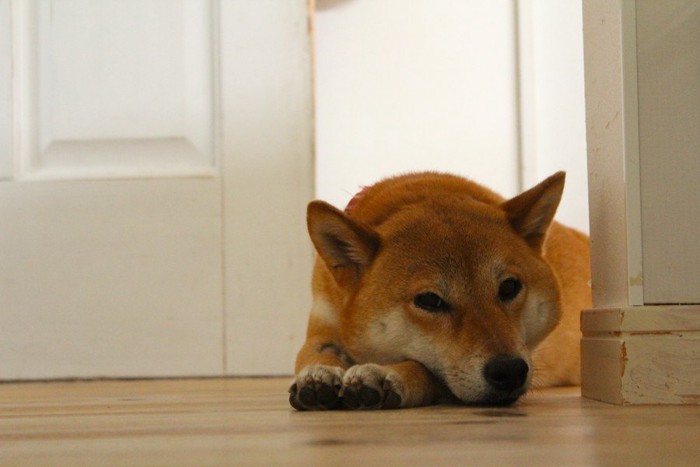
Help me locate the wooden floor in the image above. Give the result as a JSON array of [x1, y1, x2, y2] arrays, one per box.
[[1, 378, 699, 466]]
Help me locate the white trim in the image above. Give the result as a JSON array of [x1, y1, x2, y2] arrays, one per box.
[[0, 0, 12, 180], [12, 0, 35, 178], [514, 0, 537, 192], [512, 1, 589, 234], [621, 0, 644, 305]]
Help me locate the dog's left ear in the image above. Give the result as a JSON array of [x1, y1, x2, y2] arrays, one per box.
[[501, 171, 565, 251]]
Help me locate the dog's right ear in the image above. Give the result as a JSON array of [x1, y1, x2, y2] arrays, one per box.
[[307, 201, 380, 284], [501, 171, 565, 252]]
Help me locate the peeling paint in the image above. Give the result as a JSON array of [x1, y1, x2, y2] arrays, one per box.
[[605, 110, 621, 129], [628, 272, 644, 287], [679, 394, 700, 404], [628, 331, 676, 337]]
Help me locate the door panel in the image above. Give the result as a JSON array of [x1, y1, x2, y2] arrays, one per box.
[[0, 179, 224, 379], [20, 0, 215, 179]]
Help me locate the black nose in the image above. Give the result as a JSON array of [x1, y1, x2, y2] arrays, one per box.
[[483, 355, 529, 393]]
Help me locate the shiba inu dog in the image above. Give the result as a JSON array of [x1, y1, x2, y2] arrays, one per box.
[[290, 172, 591, 410]]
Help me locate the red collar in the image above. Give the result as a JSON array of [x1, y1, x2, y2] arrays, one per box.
[[344, 186, 368, 213]]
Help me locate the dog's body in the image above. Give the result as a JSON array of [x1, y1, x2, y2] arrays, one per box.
[[290, 172, 591, 410]]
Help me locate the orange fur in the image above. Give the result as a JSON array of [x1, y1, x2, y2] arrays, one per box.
[[290, 172, 591, 410]]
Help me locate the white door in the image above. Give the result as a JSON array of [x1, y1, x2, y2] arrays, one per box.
[[0, 0, 314, 379]]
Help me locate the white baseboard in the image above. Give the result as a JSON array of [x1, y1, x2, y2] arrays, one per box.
[[581, 305, 700, 405]]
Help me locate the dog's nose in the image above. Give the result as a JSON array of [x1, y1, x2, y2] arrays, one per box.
[[483, 355, 529, 393]]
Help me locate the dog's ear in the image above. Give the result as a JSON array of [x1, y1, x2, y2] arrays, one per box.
[[307, 200, 380, 284], [501, 171, 565, 252]]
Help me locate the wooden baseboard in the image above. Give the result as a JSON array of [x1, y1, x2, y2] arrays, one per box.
[[581, 305, 700, 405]]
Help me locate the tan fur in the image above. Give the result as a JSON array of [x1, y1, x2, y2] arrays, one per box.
[[289, 172, 591, 410]]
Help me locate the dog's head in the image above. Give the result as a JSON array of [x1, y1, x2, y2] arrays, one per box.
[[307, 172, 565, 405]]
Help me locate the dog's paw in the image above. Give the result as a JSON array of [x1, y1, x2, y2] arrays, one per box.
[[289, 365, 345, 411], [341, 363, 404, 410]]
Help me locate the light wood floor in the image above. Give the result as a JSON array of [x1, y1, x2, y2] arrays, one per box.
[[1, 378, 699, 466]]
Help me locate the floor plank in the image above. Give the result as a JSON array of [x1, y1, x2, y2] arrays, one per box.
[[1, 378, 699, 466]]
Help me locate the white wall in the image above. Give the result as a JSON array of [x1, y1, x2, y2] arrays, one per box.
[[315, 0, 519, 203], [314, 0, 589, 233]]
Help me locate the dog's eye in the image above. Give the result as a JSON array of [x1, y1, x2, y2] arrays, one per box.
[[414, 292, 450, 312], [498, 278, 522, 302]]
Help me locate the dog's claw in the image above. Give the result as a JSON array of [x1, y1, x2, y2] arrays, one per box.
[[360, 386, 381, 406], [382, 380, 402, 409], [316, 383, 341, 407], [288, 384, 308, 411], [298, 385, 318, 407], [342, 387, 361, 409], [383, 390, 402, 409]]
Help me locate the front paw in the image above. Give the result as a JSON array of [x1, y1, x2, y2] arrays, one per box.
[[289, 365, 345, 411], [341, 363, 404, 410]]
